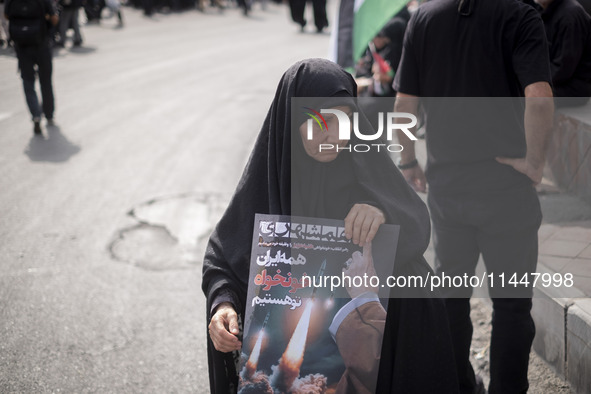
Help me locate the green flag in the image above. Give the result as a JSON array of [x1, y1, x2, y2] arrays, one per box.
[[330, 0, 408, 69]]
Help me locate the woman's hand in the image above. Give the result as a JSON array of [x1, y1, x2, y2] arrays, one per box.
[[344, 204, 385, 246], [372, 62, 393, 84], [401, 165, 427, 193], [343, 243, 379, 299], [208, 302, 242, 353]]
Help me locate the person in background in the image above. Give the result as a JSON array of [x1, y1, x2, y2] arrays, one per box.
[[354, 7, 411, 131], [105, 0, 123, 27], [536, 0, 591, 107], [56, 0, 83, 47], [0, 0, 9, 48], [84, 0, 103, 22], [236, 0, 251, 16], [393, 0, 554, 392], [5, 0, 59, 135], [288, 0, 327, 33], [197, 0, 224, 13], [355, 7, 410, 98]]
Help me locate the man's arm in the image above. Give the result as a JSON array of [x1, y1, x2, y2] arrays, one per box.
[[496, 81, 554, 185], [394, 92, 426, 192]]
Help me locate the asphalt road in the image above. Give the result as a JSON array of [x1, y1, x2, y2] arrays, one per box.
[[0, 3, 330, 392]]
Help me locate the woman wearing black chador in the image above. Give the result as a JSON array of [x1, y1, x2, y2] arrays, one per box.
[[202, 58, 459, 394]]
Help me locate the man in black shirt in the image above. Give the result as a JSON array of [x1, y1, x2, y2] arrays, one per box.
[[537, 0, 591, 106], [5, 0, 58, 135], [393, 0, 554, 393]]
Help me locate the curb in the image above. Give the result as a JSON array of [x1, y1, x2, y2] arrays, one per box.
[[532, 262, 591, 394]]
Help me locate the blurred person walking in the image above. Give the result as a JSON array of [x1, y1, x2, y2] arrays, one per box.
[[288, 0, 327, 32], [4, 0, 59, 135], [84, 0, 102, 22], [196, 0, 224, 12], [0, 0, 9, 47], [105, 0, 123, 27], [236, 0, 250, 15], [142, 0, 152, 16], [56, 0, 83, 47]]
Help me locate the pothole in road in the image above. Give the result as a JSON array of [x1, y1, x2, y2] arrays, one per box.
[[108, 193, 229, 271]]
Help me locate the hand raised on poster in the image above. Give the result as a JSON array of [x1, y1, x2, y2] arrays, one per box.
[[343, 243, 379, 299], [208, 302, 242, 353], [344, 204, 385, 247]]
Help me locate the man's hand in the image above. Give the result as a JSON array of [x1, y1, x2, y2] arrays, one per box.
[[497, 82, 553, 186], [208, 302, 241, 353], [495, 157, 544, 185], [46, 14, 59, 26], [344, 204, 385, 247], [343, 243, 378, 299], [401, 165, 427, 193]]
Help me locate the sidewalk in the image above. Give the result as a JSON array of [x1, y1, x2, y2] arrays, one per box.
[[533, 218, 591, 394], [531, 103, 591, 394]]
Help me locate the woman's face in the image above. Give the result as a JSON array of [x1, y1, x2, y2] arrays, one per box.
[[372, 36, 390, 50], [298, 106, 352, 162]]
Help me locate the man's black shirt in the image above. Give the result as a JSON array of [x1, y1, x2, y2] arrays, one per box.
[[5, 0, 57, 19], [393, 0, 552, 192], [394, 0, 551, 97]]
